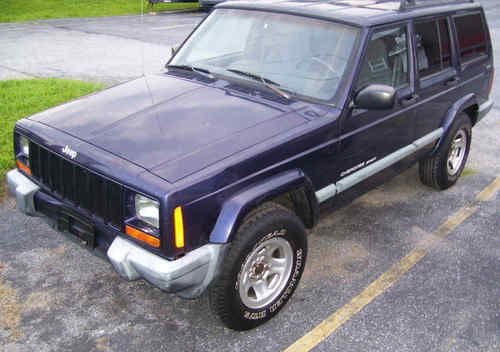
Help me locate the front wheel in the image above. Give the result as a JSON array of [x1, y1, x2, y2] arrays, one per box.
[[419, 113, 472, 190], [209, 203, 307, 330]]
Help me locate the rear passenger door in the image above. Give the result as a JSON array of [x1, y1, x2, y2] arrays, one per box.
[[413, 16, 460, 138]]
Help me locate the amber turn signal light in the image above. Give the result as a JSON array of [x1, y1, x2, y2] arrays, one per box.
[[16, 159, 32, 176], [125, 224, 160, 248], [174, 206, 185, 249]]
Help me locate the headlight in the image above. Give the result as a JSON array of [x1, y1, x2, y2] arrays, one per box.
[[20, 136, 30, 157], [135, 194, 159, 228]]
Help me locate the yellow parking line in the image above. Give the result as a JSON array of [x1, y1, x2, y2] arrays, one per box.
[[284, 176, 500, 352], [476, 176, 500, 202]]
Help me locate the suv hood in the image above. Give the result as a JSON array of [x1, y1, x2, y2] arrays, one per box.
[[29, 74, 309, 182]]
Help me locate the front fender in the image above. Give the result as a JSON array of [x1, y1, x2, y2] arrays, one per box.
[[209, 170, 318, 244], [432, 93, 477, 154]]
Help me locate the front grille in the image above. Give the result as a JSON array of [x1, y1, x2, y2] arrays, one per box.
[[29, 142, 123, 227]]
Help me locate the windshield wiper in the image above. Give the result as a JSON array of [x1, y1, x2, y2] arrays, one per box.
[[226, 68, 291, 100], [166, 64, 214, 79]]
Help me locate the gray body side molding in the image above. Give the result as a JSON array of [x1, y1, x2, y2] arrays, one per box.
[[315, 128, 444, 203]]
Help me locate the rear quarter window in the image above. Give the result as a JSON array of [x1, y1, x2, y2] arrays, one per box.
[[454, 13, 488, 63]]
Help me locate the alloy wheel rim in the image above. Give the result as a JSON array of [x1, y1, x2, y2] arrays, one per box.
[[238, 235, 294, 310], [447, 129, 467, 176]]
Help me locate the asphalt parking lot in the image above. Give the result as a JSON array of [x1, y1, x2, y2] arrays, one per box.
[[1, 3, 499, 352], [0, 11, 204, 83]]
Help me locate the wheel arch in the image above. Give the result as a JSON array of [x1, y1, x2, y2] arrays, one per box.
[[463, 104, 480, 126], [209, 169, 319, 244], [433, 94, 478, 155]]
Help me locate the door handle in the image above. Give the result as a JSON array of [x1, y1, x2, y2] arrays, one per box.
[[445, 76, 460, 86], [400, 94, 418, 107]]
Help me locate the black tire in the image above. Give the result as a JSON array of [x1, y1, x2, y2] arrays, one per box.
[[419, 113, 472, 190], [209, 202, 307, 330]]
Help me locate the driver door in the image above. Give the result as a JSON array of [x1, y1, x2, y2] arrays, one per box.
[[338, 23, 417, 182]]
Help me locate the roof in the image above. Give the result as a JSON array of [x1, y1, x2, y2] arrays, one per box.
[[218, 0, 481, 27]]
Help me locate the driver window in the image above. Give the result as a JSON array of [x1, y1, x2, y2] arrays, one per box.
[[357, 25, 409, 89]]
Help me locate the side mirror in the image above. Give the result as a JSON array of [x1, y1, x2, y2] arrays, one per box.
[[353, 84, 396, 110]]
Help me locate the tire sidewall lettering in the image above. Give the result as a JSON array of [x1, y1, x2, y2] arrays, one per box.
[[239, 226, 304, 321]]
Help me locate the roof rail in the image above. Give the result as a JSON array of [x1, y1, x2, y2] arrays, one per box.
[[400, 0, 474, 9]]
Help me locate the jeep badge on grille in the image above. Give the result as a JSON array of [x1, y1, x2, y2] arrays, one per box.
[[62, 145, 77, 160]]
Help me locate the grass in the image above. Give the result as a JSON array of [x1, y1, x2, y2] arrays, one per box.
[[462, 168, 478, 177], [0, 79, 104, 195], [0, 0, 199, 22]]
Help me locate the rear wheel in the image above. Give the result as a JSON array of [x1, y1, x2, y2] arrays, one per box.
[[419, 113, 472, 190], [209, 203, 307, 330]]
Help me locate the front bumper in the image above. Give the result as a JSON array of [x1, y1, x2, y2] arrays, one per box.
[[477, 99, 493, 123], [108, 237, 227, 298], [6, 168, 227, 299], [7, 169, 39, 215]]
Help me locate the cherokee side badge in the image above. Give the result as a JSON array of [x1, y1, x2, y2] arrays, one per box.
[[62, 145, 77, 160]]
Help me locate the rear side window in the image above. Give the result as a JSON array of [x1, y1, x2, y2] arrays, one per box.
[[454, 13, 488, 62], [415, 18, 452, 77]]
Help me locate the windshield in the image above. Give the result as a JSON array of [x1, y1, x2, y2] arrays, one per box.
[[170, 9, 359, 101]]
